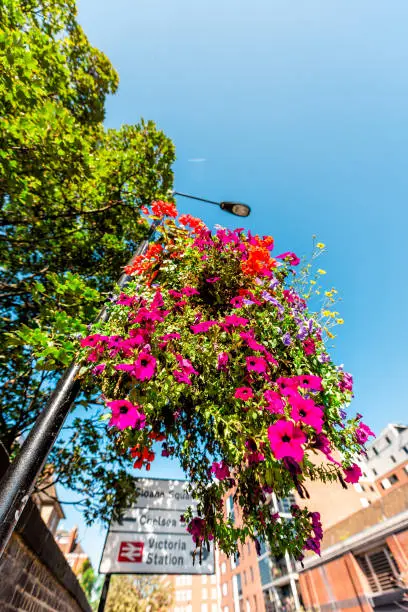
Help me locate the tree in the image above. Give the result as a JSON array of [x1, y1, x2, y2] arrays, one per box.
[[78, 559, 97, 602], [0, 0, 175, 523], [105, 575, 174, 612]]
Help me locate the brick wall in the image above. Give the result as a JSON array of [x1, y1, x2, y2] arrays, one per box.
[[0, 533, 88, 612], [0, 446, 91, 612]]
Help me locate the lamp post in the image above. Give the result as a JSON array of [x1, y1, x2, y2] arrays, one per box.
[[0, 193, 251, 559]]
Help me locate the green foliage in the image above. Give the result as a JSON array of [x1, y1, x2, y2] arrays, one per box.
[[0, 0, 175, 520]]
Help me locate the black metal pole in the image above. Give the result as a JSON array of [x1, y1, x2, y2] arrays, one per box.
[[0, 221, 160, 559], [97, 573, 111, 612], [173, 190, 220, 206]]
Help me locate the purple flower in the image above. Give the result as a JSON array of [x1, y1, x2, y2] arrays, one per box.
[[296, 326, 308, 341], [282, 332, 292, 346], [269, 276, 279, 290]]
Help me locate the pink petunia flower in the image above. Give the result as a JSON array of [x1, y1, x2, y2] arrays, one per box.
[[210, 461, 230, 480], [173, 370, 193, 385], [175, 354, 199, 376], [267, 419, 307, 463], [246, 451, 265, 465], [297, 375, 323, 391], [217, 352, 229, 371], [117, 294, 137, 306], [158, 332, 181, 349], [339, 372, 353, 392], [92, 364, 106, 375], [234, 387, 254, 401], [230, 296, 245, 308], [168, 289, 183, 299], [355, 422, 375, 445], [182, 286, 200, 296], [134, 352, 157, 381], [107, 400, 146, 430], [224, 314, 249, 327], [206, 277, 220, 283], [343, 463, 362, 484], [312, 433, 340, 465], [190, 321, 217, 334], [246, 356, 267, 374], [80, 334, 105, 348], [303, 338, 316, 355], [276, 251, 300, 266], [290, 396, 324, 433], [263, 390, 285, 414], [276, 377, 299, 397]]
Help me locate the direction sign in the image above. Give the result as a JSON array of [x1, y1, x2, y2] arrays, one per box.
[[99, 478, 215, 575]]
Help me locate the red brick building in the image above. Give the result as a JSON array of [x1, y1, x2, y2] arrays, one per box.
[[298, 424, 408, 611]]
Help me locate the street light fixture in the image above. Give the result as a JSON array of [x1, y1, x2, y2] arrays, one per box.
[[0, 191, 252, 560], [173, 191, 251, 218]]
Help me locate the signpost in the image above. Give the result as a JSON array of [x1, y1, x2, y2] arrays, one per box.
[[97, 478, 215, 610]]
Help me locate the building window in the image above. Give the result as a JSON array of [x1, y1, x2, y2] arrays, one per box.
[[210, 587, 217, 599], [247, 542, 251, 556], [222, 583, 228, 597], [391, 455, 397, 463], [210, 574, 216, 584], [176, 576, 192, 586], [224, 608, 229, 612], [381, 478, 391, 490], [370, 485, 375, 492], [236, 573, 243, 596], [176, 590, 192, 602], [221, 562, 226, 574], [243, 570, 247, 585], [361, 497, 370, 508], [227, 495, 235, 523], [253, 594, 258, 612], [354, 483, 363, 493], [389, 474, 399, 484], [211, 605, 218, 612], [202, 588, 208, 600], [250, 567, 254, 582], [258, 557, 273, 585], [373, 447, 379, 456], [357, 546, 399, 593], [373, 468, 378, 476], [385, 436, 392, 444], [278, 494, 296, 514], [202, 575, 208, 584], [403, 446, 408, 455], [201, 605, 208, 612], [246, 599, 251, 612]]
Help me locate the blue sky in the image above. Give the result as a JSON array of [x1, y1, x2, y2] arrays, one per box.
[[61, 0, 408, 569]]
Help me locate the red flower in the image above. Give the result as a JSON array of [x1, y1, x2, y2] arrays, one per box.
[[151, 200, 178, 218]]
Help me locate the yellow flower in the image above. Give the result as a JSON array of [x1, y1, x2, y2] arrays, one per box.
[[325, 291, 333, 298], [316, 242, 325, 249], [317, 269, 326, 275], [327, 330, 335, 339], [310, 280, 316, 285], [336, 318, 344, 325], [322, 310, 332, 317]]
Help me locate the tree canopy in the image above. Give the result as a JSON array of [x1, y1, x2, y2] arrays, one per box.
[[0, 0, 175, 522]]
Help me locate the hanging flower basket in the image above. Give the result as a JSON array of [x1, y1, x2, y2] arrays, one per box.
[[79, 201, 373, 560]]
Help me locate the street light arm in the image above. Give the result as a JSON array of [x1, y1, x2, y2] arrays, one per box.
[[173, 191, 220, 206]]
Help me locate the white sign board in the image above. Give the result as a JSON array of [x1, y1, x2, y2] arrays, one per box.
[[99, 478, 215, 575]]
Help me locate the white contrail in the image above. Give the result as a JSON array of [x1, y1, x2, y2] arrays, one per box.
[[188, 158, 207, 163]]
